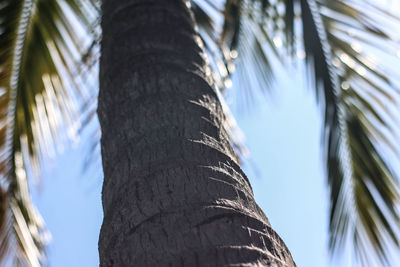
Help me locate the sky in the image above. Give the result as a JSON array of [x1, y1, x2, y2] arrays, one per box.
[[27, 1, 400, 265], [31, 63, 340, 267], [230, 70, 331, 267]]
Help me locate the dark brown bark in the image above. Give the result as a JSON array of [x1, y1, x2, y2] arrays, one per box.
[[98, 0, 295, 266]]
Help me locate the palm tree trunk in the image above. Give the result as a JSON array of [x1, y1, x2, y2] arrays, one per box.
[[98, 0, 295, 266]]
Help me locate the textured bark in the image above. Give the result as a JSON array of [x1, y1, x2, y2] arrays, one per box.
[[98, 0, 296, 266]]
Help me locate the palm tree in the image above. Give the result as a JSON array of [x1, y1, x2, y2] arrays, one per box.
[[97, 1, 295, 265], [1, 0, 400, 266]]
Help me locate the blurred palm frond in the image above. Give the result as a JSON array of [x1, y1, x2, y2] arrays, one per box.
[[0, 0, 99, 265], [193, 0, 400, 264]]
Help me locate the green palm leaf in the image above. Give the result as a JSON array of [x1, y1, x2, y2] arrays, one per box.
[[0, 0, 98, 265], [193, 0, 400, 265], [319, 0, 400, 263]]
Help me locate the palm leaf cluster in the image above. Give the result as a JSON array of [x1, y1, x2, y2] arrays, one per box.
[[193, 0, 400, 264], [0, 0, 99, 265], [1, 0, 400, 266]]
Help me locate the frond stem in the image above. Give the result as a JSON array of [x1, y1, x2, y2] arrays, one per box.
[[307, 0, 358, 236], [4, 0, 36, 187]]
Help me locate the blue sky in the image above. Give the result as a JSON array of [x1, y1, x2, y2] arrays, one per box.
[[22, 1, 400, 266], [31, 64, 341, 267]]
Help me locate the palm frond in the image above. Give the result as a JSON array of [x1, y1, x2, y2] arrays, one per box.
[[193, 0, 284, 99], [193, 0, 400, 264], [290, 0, 400, 264], [0, 0, 99, 265], [318, 0, 400, 263]]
